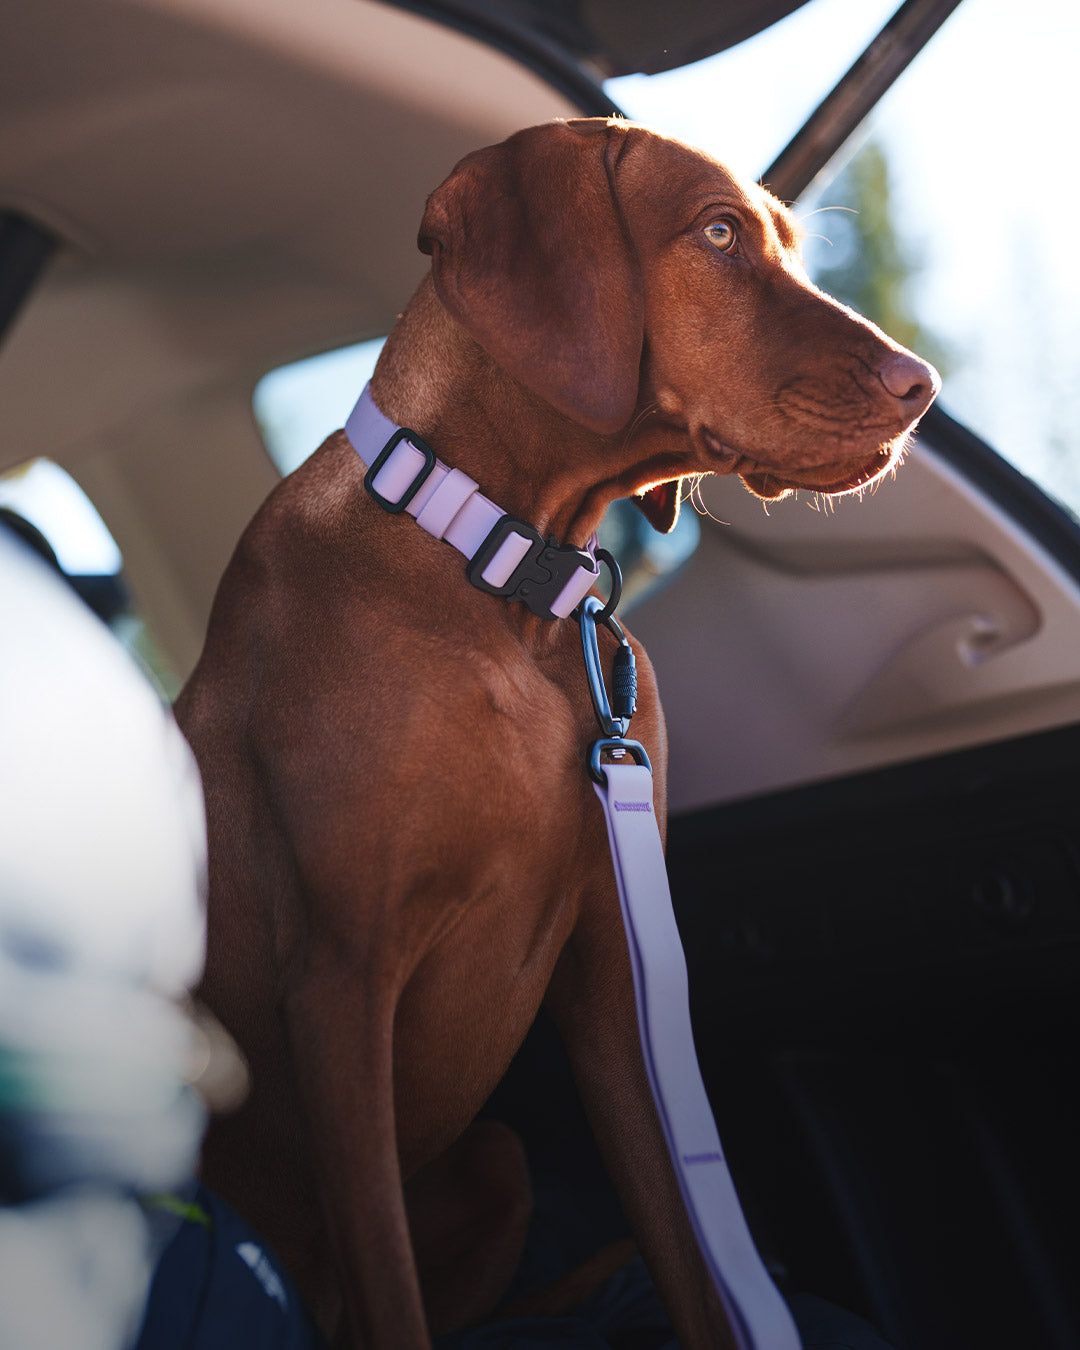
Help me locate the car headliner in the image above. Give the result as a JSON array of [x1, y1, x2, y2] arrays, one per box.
[[0, 0, 593, 665]]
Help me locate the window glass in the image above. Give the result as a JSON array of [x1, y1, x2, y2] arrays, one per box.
[[0, 459, 177, 697], [254, 337, 385, 476], [608, 0, 1080, 519], [0, 459, 121, 574]]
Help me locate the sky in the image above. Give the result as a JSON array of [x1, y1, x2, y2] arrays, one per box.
[[608, 0, 901, 185], [3, 0, 1079, 568]]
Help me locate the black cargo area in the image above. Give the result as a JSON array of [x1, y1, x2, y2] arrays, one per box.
[[491, 721, 1080, 1348]]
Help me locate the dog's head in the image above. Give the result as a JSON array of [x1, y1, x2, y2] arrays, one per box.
[[419, 119, 939, 531]]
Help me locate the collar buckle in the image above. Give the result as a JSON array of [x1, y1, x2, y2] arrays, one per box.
[[466, 516, 596, 621]]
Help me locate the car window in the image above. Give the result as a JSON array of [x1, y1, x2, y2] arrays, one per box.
[[0, 459, 178, 696], [609, 0, 1080, 521], [0, 459, 121, 575], [254, 337, 387, 477]]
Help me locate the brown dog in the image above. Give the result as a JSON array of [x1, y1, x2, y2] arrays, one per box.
[[175, 118, 938, 1348]]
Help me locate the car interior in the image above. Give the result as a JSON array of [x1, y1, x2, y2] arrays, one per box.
[[3, 1, 1079, 1346]]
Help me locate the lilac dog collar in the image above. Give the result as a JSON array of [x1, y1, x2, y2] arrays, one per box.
[[345, 384, 600, 620]]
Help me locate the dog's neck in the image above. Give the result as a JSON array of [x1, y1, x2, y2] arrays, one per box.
[[369, 278, 650, 550]]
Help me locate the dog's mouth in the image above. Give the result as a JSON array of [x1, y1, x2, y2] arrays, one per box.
[[740, 443, 900, 500], [701, 429, 902, 501]]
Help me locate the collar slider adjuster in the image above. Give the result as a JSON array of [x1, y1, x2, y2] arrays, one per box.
[[363, 427, 437, 513]]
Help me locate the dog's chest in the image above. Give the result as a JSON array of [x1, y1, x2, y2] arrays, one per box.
[[385, 797, 600, 1170]]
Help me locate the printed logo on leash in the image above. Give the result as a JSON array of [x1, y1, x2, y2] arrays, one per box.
[[613, 800, 652, 812], [235, 1242, 289, 1312]]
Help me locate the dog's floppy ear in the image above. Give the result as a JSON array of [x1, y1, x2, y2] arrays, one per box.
[[634, 480, 683, 534], [418, 120, 643, 436]]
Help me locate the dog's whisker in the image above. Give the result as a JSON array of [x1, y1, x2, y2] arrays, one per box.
[[797, 205, 859, 221], [685, 473, 730, 526], [621, 400, 661, 451]]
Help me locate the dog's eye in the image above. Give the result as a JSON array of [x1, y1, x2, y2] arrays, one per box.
[[704, 219, 737, 253]]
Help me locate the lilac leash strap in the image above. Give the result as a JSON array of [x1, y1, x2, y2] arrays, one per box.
[[582, 599, 801, 1350]]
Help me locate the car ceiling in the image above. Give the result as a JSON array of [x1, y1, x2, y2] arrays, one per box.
[[0, 0, 583, 351], [0, 0, 592, 665]]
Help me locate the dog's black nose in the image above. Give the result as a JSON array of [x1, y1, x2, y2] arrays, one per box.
[[878, 351, 940, 412]]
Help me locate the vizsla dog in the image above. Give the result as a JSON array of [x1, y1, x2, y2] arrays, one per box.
[[175, 118, 939, 1348]]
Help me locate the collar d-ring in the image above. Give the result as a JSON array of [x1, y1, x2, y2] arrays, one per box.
[[593, 547, 623, 628]]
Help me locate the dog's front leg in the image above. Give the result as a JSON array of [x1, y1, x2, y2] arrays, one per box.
[[546, 878, 738, 1350], [285, 941, 430, 1349]]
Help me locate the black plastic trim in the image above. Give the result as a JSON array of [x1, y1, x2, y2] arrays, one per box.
[[666, 715, 1080, 1036], [385, 1, 617, 117], [763, 0, 966, 201], [0, 213, 57, 349], [670, 715, 1080, 844]]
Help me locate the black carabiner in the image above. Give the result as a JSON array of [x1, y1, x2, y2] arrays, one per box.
[[580, 596, 625, 739], [579, 592, 637, 738]]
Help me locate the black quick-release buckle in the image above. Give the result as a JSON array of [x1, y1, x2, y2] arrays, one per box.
[[363, 428, 437, 513], [466, 516, 597, 621]]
